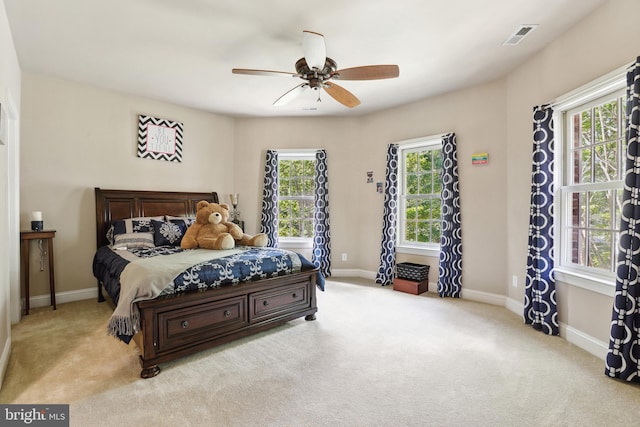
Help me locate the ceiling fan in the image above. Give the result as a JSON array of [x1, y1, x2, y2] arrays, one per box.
[[232, 30, 399, 108]]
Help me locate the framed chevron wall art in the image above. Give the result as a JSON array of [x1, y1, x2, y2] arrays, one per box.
[[137, 115, 183, 162]]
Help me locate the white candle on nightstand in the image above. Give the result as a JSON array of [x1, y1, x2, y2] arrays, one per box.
[[31, 211, 42, 221]]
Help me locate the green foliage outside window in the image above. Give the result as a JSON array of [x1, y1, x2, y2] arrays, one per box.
[[403, 148, 443, 244], [278, 159, 315, 238], [568, 97, 625, 272]]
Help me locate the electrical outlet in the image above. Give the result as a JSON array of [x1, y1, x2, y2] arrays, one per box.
[[341, 253, 347, 262], [512, 275, 518, 288]]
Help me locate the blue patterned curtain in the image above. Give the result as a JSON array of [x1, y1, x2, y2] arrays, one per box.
[[438, 133, 462, 297], [376, 144, 399, 285], [313, 150, 331, 277], [524, 105, 558, 335], [260, 149, 279, 247], [606, 57, 640, 383]]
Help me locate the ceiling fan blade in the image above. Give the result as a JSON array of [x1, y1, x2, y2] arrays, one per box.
[[302, 30, 326, 70], [273, 83, 308, 106], [232, 68, 296, 77], [333, 65, 400, 80], [323, 82, 361, 108]]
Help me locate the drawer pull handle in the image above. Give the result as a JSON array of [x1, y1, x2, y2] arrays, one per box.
[[224, 310, 231, 317], [181, 320, 190, 329], [263, 300, 269, 306], [292, 293, 297, 298]]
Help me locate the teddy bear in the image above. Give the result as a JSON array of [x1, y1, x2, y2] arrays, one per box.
[[180, 200, 268, 250]]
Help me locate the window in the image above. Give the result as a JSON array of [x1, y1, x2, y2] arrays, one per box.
[[555, 67, 626, 293], [278, 153, 315, 243], [397, 137, 443, 255], [563, 94, 625, 272]]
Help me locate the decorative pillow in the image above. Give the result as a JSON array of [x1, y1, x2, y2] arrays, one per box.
[[152, 219, 193, 246], [107, 216, 164, 245], [111, 232, 155, 249]]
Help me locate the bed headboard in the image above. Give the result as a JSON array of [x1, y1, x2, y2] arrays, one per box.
[[94, 187, 219, 248]]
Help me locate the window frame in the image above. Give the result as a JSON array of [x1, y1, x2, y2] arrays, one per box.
[[554, 65, 627, 297], [395, 135, 444, 257], [277, 150, 316, 249]]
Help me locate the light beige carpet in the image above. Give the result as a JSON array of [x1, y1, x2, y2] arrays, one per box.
[[2, 278, 639, 426]]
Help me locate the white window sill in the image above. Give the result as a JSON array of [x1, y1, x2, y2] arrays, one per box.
[[278, 239, 313, 249], [396, 245, 440, 258], [553, 267, 615, 297]]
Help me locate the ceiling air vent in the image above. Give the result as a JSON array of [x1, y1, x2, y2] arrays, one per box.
[[504, 24, 538, 45]]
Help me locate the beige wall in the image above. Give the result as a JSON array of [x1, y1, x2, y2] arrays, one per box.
[[506, 0, 640, 345], [362, 81, 508, 292], [20, 73, 235, 297], [0, 0, 22, 388], [13, 0, 640, 360], [232, 117, 357, 232], [233, 116, 379, 269], [234, 79, 507, 292]]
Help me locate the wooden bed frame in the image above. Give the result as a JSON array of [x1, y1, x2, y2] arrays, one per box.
[[94, 188, 318, 378]]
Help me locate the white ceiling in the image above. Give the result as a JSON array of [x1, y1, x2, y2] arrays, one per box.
[[5, 0, 607, 118]]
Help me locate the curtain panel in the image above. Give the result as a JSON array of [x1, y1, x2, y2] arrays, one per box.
[[376, 144, 399, 285], [260, 149, 279, 247], [606, 57, 640, 383], [524, 105, 558, 335], [313, 149, 331, 277], [437, 133, 462, 298]]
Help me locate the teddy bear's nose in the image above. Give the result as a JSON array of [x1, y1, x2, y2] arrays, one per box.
[[208, 212, 222, 224]]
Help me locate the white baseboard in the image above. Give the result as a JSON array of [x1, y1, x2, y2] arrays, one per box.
[[28, 287, 97, 309], [331, 268, 376, 280], [0, 336, 11, 390], [331, 270, 607, 361], [505, 297, 524, 318], [461, 288, 508, 306], [560, 322, 608, 360], [503, 296, 608, 360]]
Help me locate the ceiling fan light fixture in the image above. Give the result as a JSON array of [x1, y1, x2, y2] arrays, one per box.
[[232, 31, 399, 108], [302, 30, 327, 70]]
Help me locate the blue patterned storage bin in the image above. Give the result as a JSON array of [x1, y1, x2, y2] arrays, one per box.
[[396, 262, 429, 282]]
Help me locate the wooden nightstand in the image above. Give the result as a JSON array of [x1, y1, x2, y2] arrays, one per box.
[[20, 230, 56, 315]]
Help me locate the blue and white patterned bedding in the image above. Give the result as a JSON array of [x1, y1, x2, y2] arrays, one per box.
[[92, 245, 323, 343], [142, 246, 307, 292]]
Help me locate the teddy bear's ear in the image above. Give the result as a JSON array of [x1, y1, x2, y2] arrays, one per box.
[[219, 203, 230, 210], [196, 200, 210, 210]]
